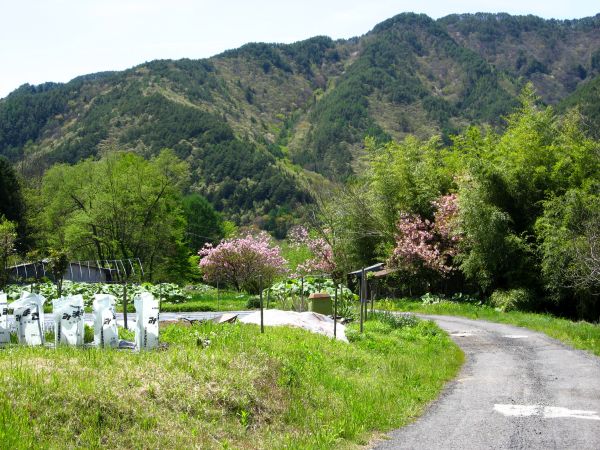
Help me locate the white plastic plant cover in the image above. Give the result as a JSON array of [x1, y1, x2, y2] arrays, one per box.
[[134, 292, 159, 350], [0, 293, 9, 344], [53, 295, 85, 346], [92, 294, 118, 348], [8, 292, 46, 345]]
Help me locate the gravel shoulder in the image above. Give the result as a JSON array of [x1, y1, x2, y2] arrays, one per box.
[[373, 314, 600, 450]]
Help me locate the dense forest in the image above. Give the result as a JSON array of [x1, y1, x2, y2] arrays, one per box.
[[2, 14, 599, 195], [316, 86, 599, 320]]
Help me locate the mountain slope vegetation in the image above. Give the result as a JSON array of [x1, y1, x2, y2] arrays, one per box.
[[1, 12, 599, 227]]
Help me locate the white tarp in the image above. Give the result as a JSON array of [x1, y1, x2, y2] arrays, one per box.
[[9, 292, 45, 345], [134, 292, 159, 350], [239, 309, 347, 342], [53, 295, 85, 346], [93, 294, 118, 348], [0, 293, 9, 344]]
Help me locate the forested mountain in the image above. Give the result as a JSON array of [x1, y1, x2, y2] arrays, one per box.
[[1, 12, 599, 228]]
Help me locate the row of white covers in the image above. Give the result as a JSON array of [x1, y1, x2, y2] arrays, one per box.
[[0, 292, 159, 349]]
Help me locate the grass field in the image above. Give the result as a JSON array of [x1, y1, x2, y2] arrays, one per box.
[[159, 290, 256, 313], [376, 298, 600, 357], [0, 315, 462, 449]]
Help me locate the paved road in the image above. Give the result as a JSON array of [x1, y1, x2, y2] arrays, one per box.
[[373, 315, 600, 450]]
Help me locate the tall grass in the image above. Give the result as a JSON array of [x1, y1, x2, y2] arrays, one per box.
[[377, 298, 600, 357], [0, 317, 462, 449]]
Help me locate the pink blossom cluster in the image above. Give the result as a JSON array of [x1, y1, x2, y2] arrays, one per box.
[[432, 193, 460, 243], [288, 225, 336, 275], [198, 232, 287, 290], [389, 194, 460, 275]]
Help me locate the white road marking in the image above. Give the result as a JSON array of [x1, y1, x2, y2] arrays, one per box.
[[544, 406, 600, 420], [494, 404, 539, 417], [503, 335, 528, 339], [451, 332, 473, 337], [494, 404, 600, 421]]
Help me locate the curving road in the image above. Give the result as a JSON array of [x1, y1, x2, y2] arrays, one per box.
[[373, 315, 600, 450]]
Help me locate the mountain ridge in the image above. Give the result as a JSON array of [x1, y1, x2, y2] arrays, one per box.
[[1, 12, 599, 230]]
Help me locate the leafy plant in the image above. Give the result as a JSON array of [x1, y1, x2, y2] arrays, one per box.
[[370, 311, 419, 328], [489, 288, 535, 312], [5, 281, 190, 306], [420, 292, 448, 305], [267, 276, 357, 316]]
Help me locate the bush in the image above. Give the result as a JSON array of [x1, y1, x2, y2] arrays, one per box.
[[370, 311, 419, 329], [84, 324, 94, 343], [489, 288, 534, 312], [420, 292, 447, 305], [450, 292, 482, 304], [246, 296, 262, 309]]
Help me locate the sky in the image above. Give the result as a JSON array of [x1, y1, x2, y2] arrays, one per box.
[[1, 0, 598, 98]]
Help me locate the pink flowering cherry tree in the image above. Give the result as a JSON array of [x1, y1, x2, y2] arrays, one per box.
[[288, 225, 336, 276], [198, 232, 287, 292], [389, 194, 460, 276]]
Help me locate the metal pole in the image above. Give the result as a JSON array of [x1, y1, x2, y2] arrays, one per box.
[[259, 275, 264, 334], [334, 284, 338, 339], [159, 283, 163, 312], [123, 283, 128, 330], [301, 276, 304, 312], [360, 268, 365, 333]]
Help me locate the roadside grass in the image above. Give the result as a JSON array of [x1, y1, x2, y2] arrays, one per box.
[[159, 290, 255, 312], [0, 316, 462, 449], [376, 298, 600, 357]]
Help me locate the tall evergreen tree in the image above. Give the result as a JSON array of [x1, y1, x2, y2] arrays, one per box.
[[0, 156, 27, 249]]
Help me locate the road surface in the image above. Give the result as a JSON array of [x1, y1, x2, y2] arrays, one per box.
[[373, 315, 600, 450]]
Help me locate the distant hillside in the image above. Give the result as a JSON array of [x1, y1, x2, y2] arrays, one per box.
[[1, 12, 599, 226]]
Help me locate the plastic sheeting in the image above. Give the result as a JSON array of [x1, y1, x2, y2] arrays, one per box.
[[53, 295, 85, 346], [9, 292, 45, 345], [0, 293, 9, 344], [134, 292, 159, 350], [93, 294, 118, 348], [239, 309, 347, 342]]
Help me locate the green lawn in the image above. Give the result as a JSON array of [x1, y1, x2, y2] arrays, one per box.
[[0, 316, 462, 449], [376, 298, 600, 357]]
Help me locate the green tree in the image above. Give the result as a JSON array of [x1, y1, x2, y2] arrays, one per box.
[[536, 187, 600, 319], [32, 150, 190, 281], [182, 194, 224, 252], [0, 157, 27, 247], [0, 217, 17, 289]]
